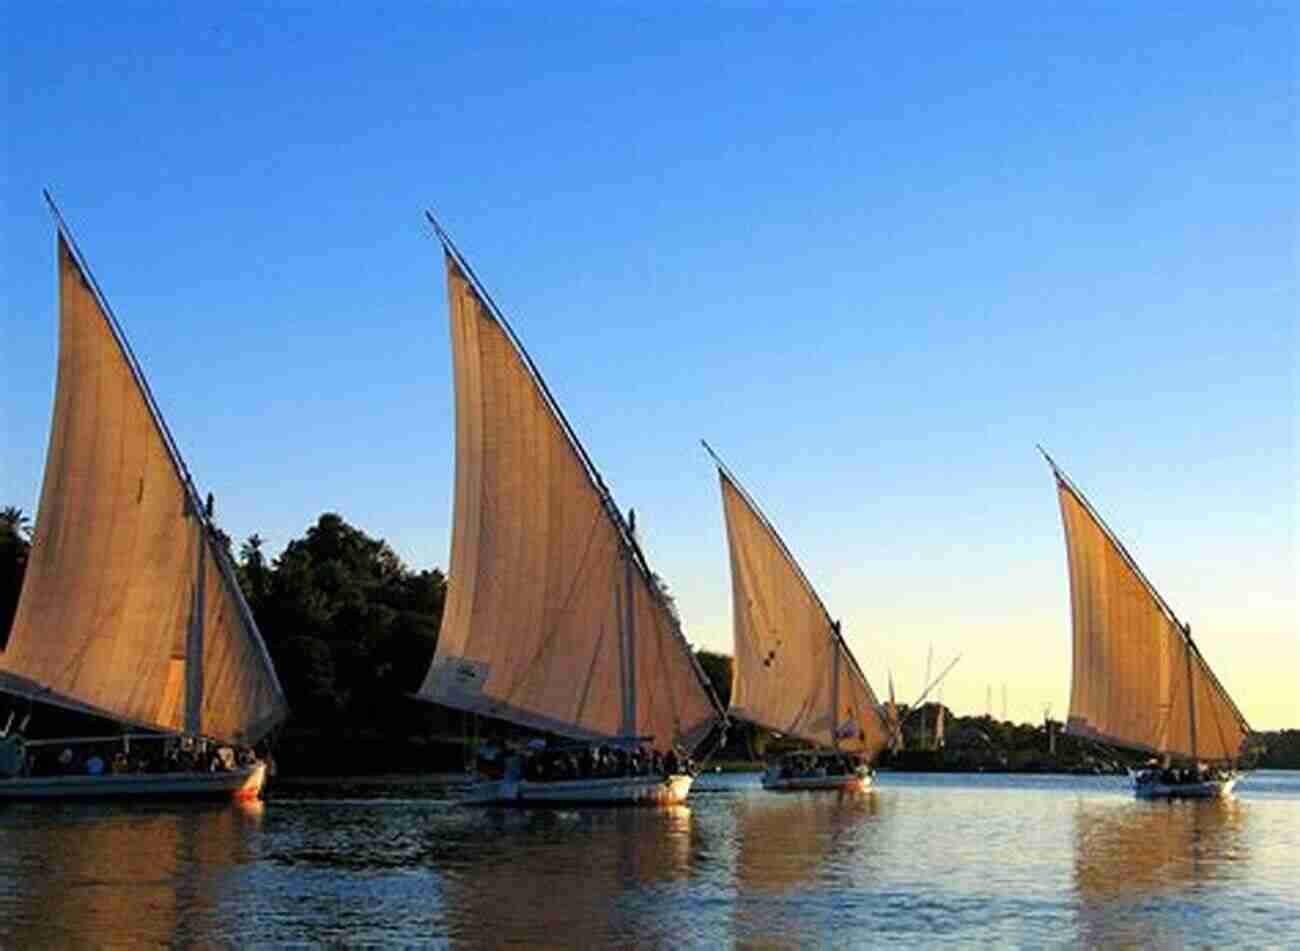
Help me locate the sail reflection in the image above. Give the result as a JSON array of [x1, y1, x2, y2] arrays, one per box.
[[439, 806, 700, 948], [0, 803, 261, 946], [730, 791, 882, 947], [1073, 799, 1249, 945], [735, 792, 881, 892]]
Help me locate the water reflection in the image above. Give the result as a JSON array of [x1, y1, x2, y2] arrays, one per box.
[[0, 801, 263, 947], [438, 806, 699, 948], [735, 791, 881, 891], [732, 790, 883, 948], [2, 775, 1295, 947], [1073, 799, 1249, 947]]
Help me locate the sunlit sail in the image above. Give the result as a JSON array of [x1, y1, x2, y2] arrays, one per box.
[[0, 197, 287, 800], [1042, 448, 1250, 798], [705, 442, 889, 791], [415, 215, 725, 804]]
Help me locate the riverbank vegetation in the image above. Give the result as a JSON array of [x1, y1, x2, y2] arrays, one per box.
[[1, 505, 1295, 773]]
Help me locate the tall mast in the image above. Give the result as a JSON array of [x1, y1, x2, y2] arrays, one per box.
[[185, 517, 206, 736], [1184, 624, 1198, 761], [620, 549, 638, 739], [830, 621, 841, 750]]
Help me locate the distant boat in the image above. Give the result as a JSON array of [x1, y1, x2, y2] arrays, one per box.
[[0, 197, 288, 801], [703, 443, 891, 792], [414, 215, 726, 805], [1041, 449, 1251, 799]]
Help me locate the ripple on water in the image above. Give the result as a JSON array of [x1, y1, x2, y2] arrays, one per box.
[[1, 771, 1298, 947]]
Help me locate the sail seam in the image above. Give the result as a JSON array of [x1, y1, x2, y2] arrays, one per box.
[[427, 216, 724, 728], [39, 198, 288, 725], [709, 443, 882, 742], [1045, 451, 1249, 756]]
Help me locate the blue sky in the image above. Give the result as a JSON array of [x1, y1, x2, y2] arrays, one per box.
[[3, 4, 1295, 727]]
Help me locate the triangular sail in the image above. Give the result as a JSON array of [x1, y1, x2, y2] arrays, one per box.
[[416, 246, 721, 754], [0, 233, 288, 746], [712, 459, 889, 757], [1048, 458, 1249, 762]]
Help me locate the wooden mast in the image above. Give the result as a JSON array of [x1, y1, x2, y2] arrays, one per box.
[[830, 621, 841, 751]]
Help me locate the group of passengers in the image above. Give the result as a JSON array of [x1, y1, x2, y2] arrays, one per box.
[[0, 724, 256, 779], [476, 740, 694, 783], [775, 751, 870, 780], [1135, 762, 1232, 786]]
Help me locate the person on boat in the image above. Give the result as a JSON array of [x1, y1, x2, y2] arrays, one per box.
[[475, 741, 504, 779], [0, 734, 27, 778]]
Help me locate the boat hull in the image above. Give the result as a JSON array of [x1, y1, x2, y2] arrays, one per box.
[[0, 763, 267, 802], [462, 772, 693, 806], [1134, 775, 1238, 800], [761, 768, 874, 792]]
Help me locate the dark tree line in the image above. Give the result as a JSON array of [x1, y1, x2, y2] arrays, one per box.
[[1, 506, 1295, 772], [0, 507, 32, 651], [228, 513, 446, 727], [0, 506, 446, 741]]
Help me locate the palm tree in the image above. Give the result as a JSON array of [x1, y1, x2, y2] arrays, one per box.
[[0, 507, 31, 541]]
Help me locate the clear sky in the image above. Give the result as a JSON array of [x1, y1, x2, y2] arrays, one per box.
[[3, 5, 1295, 728]]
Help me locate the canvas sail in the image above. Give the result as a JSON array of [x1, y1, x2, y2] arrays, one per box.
[[715, 467, 890, 757], [1051, 465, 1249, 762], [417, 251, 721, 753], [0, 235, 287, 746]]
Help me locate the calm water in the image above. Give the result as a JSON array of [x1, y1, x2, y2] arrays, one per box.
[[2, 771, 1297, 948]]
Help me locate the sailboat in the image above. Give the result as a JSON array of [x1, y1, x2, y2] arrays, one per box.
[[414, 215, 726, 805], [0, 198, 289, 801], [704, 443, 891, 791], [1041, 449, 1251, 799]]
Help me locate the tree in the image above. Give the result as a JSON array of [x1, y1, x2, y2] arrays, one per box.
[[650, 572, 680, 624], [0, 506, 32, 649], [695, 649, 733, 709], [238, 533, 270, 610], [240, 513, 446, 728], [0, 507, 32, 540]]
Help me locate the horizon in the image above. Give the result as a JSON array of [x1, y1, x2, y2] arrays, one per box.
[[3, 6, 1294, 730]]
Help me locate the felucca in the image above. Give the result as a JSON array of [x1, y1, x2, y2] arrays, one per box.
[[0, 197, 288, 801], [704, 443, 891, 791], [1041, 448, 1251, 799], [414, 215, 726, 805]]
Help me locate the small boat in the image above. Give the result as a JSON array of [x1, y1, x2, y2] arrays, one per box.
[[460, 771, 695, 807], [413, 215, 727, 805], [1041, 449, 1251, 800], [703, 444, 891, 792], [0, 197, 289, 801]]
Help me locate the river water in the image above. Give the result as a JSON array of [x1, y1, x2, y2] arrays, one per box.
[[2, 770, 1296, 948]]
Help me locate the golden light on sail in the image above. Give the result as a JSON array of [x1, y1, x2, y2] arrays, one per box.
[[0, 235, 287, 745], [417, 253, 720, 753], [716, 466, 889, 758], [1052, 468, 1249, 762]]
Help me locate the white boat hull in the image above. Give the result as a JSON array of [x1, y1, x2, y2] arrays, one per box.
[[462, 772, 693, 806], [1134, 775, 1239, 800], [761, 767, 874, 792], [0, 763, 267, 802]]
